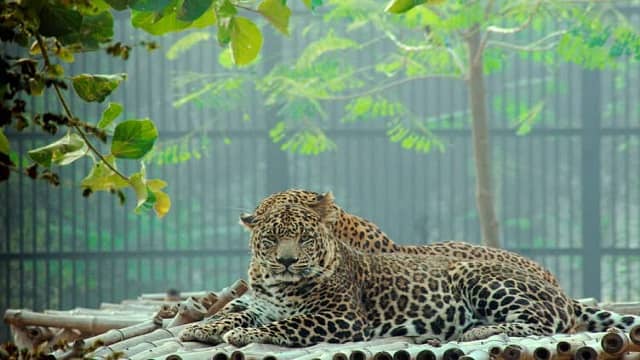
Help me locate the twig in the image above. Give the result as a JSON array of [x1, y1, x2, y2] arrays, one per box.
[[382, 29, 467, 79], [34, 34, 131, 184], [485, 0, 543, 35], [474, 0, 543, 66], [314, 73, 461, 101], [233, 3, 261, 14], [384, 30, 435, 52], [487, 30, 567, 52]]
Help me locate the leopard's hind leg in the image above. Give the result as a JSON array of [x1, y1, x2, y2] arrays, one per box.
[[459, 323, 553, 341], [451, 261, 574, 341]]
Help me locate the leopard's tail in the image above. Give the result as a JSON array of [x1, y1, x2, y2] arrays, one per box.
[[572, 300, 640, 332]]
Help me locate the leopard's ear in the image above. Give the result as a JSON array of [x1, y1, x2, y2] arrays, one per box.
[[310, 191, 338, 224], [239, 213, 256, 230]]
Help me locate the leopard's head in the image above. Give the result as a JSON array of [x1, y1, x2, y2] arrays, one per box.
[[247, 189, 338, 221], [240, 193, 339, 285]]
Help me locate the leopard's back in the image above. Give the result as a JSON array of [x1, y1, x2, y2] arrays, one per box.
[[252, 189, 559, 287]]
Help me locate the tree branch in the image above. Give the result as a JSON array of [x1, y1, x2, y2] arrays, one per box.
[[486, 0, 543, 35], [314, 73, 461, 101], [382, 30, 467, 78], [35, 34, 131, 184], [487, 30, 567, 52], [474, 0, 543, 66], [233, 3, 261, 14], [384, 30, 435, 52]]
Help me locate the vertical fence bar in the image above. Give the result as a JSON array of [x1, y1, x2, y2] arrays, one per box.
[[580, 69, 602, 299]]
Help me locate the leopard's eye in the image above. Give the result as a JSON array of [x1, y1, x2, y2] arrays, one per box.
[[261, 237, 276, 248], [300, 236, 314, 246]]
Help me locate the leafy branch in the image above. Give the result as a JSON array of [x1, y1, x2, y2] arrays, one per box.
[[34, 34, 130, 184]]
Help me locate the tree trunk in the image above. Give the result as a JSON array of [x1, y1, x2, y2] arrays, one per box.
[[466, 30, 500, 248]]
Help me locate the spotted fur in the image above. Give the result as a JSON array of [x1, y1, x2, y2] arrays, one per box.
[[180, 196, 640, 347], [248, 189, 560, 286]]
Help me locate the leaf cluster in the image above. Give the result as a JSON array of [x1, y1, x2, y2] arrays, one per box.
[[1, 0, 318, 216], [0, 1, 172, 216], [169, 0, 640, 156]]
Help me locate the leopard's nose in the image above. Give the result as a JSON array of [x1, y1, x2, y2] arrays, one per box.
[[277, 257, 298, 268]]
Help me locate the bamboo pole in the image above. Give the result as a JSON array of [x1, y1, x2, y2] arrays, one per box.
[[623, 353, 640, 360], [88, 326, 184, 358], [206, 280, 249, 316], [166, 297, 207, 328], [164, 345, 239, 360], [99, 302, 164, 311], [596, 302, 640, 315], [574, 336, 626, 360], [459, 349, 491, 360], [601, 327, 629, 357], [500, 344, 525, 360], [140, 291, 211, 301], [531, 343, 554, 360], [392, 349, 411, 360], [128, 339, 182, 360], [553, 332, 594, 359], [631, 325, 640, 345], [121, 299, 182, 307], [573, 345, 597, 360], [85, 279, 248, 359], [44, 308, 149, 317], [4, 310, 141, 335]]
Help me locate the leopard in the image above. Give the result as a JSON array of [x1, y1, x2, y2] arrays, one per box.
[[179, 197, 640, 347], [244, 189, 560, 287]]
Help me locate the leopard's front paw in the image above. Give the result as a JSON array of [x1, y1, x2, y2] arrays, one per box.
[[222, 328, 253, 347], [223, 328, 276, 347], [178, 324, 224, 344]]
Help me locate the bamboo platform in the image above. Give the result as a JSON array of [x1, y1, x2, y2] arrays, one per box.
[[3, 281, 640, 360]]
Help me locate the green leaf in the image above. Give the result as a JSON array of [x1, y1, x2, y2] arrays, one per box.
[[111, 119, 158, 159], [38, 4, 83, 37], [0, 129, 10, 155], [81, 155, 129, 191], [130, 0, 172, 12], [166, 31, 211, 60], [147, 178, 171, 217], [152, 190, 171, 218], [217, 17, 232, 45], [59, 11, 114, 49], [28, 133, 88, 167], [131, 4, 192, 35], [384, 0, 425, 14], [104, 0, 130, 10], [130, 172, 156, 214], [301, 0, 323, 10], [384, 0, 445, 14], [514, 101, 545, 136], [190, 4, 217, 28], [296, 33, 357, 68], [215, 0, 238, 18], [258, 0, 291, 35], [178, 0, 212, 21], [98, 102, 124, 129], [72, 73, 126, 102], [218, 47, 234, 68], [279, 129, 336, 155], [29, 78, 45, 96], [229, 17, 263, 66]]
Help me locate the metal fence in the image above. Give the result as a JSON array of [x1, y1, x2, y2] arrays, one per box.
[[1, 8, 640, 342]]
